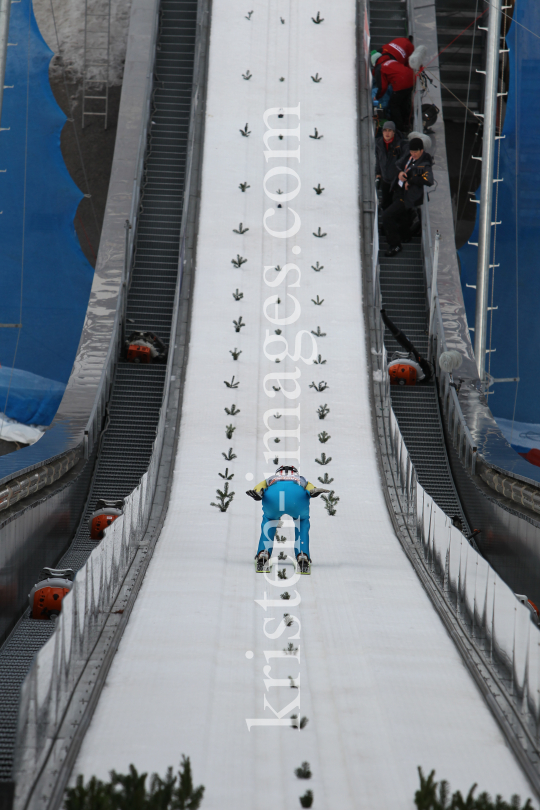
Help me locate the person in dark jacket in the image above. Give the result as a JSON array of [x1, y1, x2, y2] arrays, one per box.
[[373, 55, 414, 132], [382, 138, 434, 257], [375, 121, 409, 209]]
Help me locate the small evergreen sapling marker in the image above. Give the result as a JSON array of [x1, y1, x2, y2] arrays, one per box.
[[231, 254, 247, 267], [273, 457, 279, 464], [299, 789, 314, 807], [317, 404, 330, 419], [309, 128, 323, 139], [295, 762, 312, 779], [291, 715, 309, 729], [284, 642, 298, 654], [280, 16, 285, 23], [275, 264, 282, 272], [219, 468, 234, 480], [65, 758, 205, 810], [242, 70, 252, 80], [314, 354, 326, 364], [230, 348, 242, 360], [280, 591, 290, 599], [222, 448, 237, 461], [313, 227, 327, 238], [232, 289, 243, 300], [312, 295, 324, 306], [414, 767, 534, 810], [224, 376, 239, 388], [224, 404, 240, 415], [315, 452, 332, 465], [278, 568, 287, 580], [284, 613, 294, 626], [311, 326, 326, 337], [233, 317, 245, 333], [289, 675, 298, 689], [311, 73, 322, 83], [278, 551, 287, 560], [225, 424, 235, 439], [318, 472, 334, 484], [279, 77, 285, 82], [309, 381, 329, 392], [245, 10, 253, 19], [322, 491, 339, 516], [233, 223, 249, 234], [313, 184, 324, 194], [311, 261, 324, 271], [239, 123, 251, 137], [318, 431, 331, 443], [211, 482, 235, 512], [239, 182, 250, 191], [312, 11, 324, 23]]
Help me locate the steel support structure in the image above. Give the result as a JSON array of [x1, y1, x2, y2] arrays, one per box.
[[474, 0, 502, 381]]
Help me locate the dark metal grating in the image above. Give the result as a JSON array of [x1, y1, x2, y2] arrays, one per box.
[[370, 0, 468, 530], [379, 230, 468, 528], [0, 0, 197, 782]]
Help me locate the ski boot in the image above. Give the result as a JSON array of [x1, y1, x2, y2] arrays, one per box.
[[297, 553, 311, 575], [255, 550, 270, 573]]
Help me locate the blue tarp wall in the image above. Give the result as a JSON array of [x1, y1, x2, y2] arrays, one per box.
[[458, 1, 540, 425], [0, 0, 94, 425]]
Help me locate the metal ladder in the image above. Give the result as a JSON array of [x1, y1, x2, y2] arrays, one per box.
[[0, 0, 198, 785], [82, 0, 111, 129]]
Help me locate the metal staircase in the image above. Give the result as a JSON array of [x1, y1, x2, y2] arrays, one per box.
[[378, 234, 469, 526], [369, 0, 408, 48], [369, 0, 469, 527], [434, 0, 484, 122], [0, 0, 197, 786]]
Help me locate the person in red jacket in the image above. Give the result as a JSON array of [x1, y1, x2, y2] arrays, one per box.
[[382, 37, 415, 66], [373, 54, 414, 132]]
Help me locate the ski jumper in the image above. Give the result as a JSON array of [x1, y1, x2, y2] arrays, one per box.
[[254, 471, 316, 559]]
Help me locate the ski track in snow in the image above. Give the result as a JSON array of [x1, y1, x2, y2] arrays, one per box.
[[74, 2, 535, 807]]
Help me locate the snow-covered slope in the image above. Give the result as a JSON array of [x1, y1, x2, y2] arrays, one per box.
[[74, 2, 534, 807]]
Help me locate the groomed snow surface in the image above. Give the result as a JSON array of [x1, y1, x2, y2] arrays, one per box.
[[75, 2, 535, 807]]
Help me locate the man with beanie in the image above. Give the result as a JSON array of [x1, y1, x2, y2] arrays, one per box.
[[375, 121, 409, 210], [382, 138, 434, 257]]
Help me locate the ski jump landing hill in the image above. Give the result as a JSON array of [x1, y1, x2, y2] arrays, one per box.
[[73, 2, 533, 807]]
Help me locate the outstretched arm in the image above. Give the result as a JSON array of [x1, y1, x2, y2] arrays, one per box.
[[246, 480, 267, 501], [305, 481, 330, 498]]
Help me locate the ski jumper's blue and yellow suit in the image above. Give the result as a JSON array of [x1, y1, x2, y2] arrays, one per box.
[[254, 470, 316, 559]]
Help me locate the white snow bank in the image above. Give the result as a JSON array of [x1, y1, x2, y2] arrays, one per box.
[[0, 414, 44, 445]]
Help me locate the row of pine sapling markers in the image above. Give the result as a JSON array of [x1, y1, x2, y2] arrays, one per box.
[[215, 12, 329, 810], [211, 58, 339, 519]]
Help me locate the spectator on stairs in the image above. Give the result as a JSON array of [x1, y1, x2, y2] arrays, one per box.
[[382, 36, 415, 66], [372, 52, 414, 132], [375, 121, 409, 210], [382, 137, 434, 257]]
